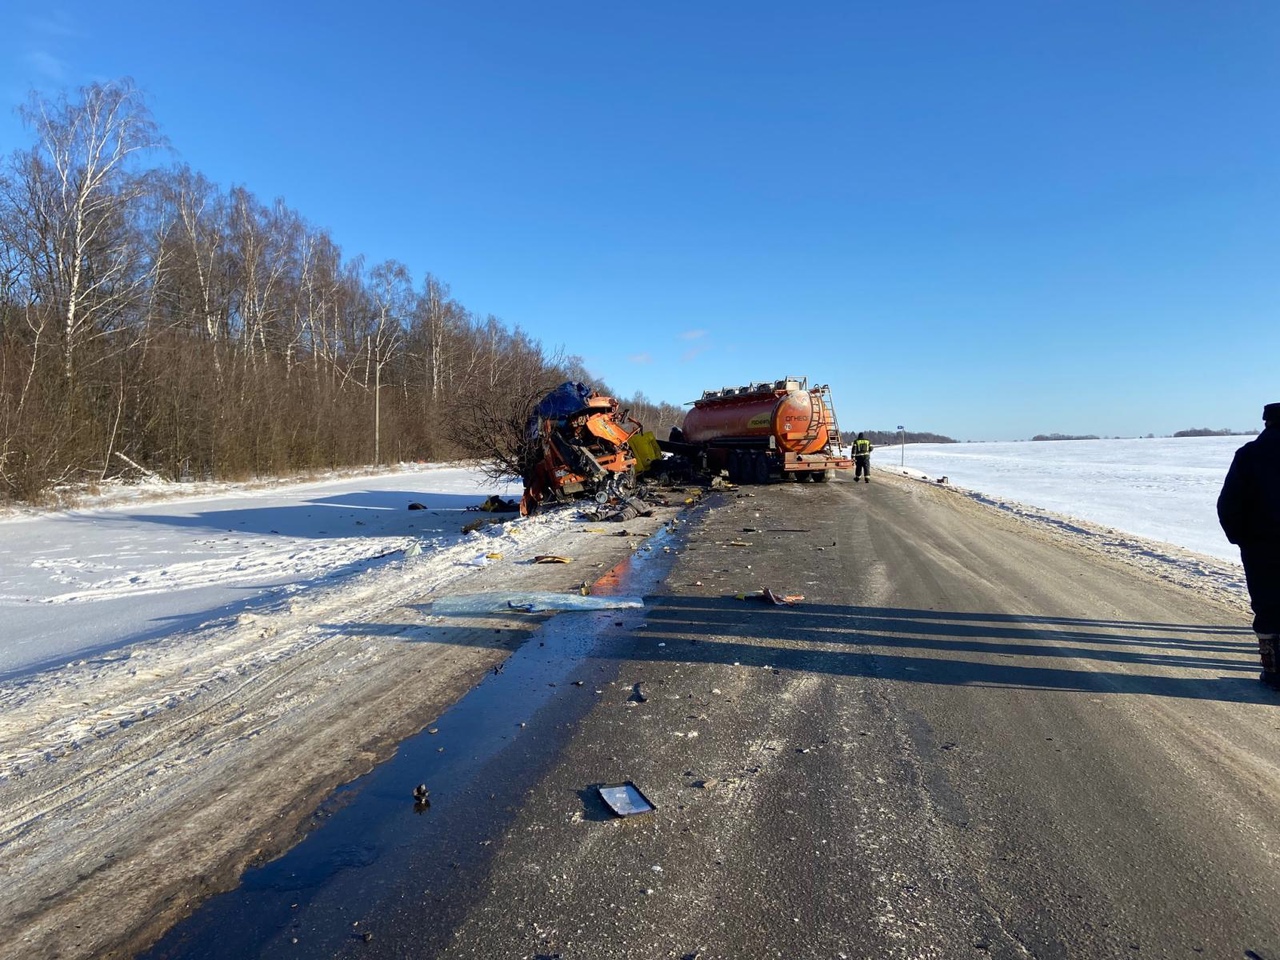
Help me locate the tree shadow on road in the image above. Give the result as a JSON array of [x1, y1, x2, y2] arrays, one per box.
[[626, 595, 1272, 706]]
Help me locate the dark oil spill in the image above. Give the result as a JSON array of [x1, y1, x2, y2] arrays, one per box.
[[139, 523, 684, 959]]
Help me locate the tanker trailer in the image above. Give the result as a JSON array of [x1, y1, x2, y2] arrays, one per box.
[[667, 377, 853, 484]]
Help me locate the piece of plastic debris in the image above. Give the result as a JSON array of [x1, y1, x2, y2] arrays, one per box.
[[532, 555, 572, 564], [485, 552, 504, 560], [597, 781, 657, 817], [403, 542, 423, 558]]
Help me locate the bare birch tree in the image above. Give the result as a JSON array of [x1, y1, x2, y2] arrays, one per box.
[[13, 79, 164, 384], [365, 260, 410, 463]]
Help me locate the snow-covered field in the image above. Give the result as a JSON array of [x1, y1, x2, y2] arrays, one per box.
[[0, 464, 522, 679], [888, 435, 1245, 563]]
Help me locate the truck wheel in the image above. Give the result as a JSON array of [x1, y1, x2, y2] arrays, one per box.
[[728, 451, 744, 484], [752, 453, 770, 485]]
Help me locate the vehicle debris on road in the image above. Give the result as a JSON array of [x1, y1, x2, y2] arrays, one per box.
[[467, 495, 520, 512], [596, 781, 657, 817], [736, 588, 805, 605]]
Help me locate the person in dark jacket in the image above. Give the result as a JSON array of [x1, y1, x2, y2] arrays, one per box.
[[853, 433, 873, 483], [1217, 402, 1280, 687]]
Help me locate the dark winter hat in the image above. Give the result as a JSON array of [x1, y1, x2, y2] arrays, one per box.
[[1265, 403, 1280, 422]]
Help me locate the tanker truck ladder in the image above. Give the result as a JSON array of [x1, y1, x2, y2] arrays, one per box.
[[804, 384, 844, 452]]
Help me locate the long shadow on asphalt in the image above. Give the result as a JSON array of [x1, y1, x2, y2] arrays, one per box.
[[330, 595, 1270, 705], [624, 596, 1271, 705]]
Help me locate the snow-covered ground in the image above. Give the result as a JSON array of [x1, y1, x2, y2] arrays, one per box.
[[0, 438, 1249, 680], [0, 464, 522, 679], [886, 435, 1246, 563]]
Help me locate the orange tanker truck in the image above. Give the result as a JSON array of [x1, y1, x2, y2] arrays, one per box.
[[663, 377, 852, 484]]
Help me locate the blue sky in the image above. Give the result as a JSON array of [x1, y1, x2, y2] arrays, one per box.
[[2, 2, 1276, 440]]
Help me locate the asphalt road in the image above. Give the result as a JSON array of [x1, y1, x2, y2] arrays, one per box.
[[166, 472, 1280, 959]]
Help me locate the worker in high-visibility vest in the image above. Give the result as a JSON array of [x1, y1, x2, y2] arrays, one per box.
[[853, 433, 873, 483]]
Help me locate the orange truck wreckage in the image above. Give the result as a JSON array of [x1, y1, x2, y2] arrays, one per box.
[[519, 382, 659, 515]]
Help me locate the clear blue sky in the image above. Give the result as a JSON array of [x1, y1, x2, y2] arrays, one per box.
[[2, 2, 1277, 440]]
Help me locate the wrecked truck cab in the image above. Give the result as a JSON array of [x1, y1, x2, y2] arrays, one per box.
[[520, 382, 647, 515]]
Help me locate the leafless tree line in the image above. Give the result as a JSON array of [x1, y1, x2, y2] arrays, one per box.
[[0, 79, 683, 503]]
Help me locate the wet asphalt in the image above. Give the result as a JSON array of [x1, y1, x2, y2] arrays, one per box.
[[141, 475, 1280, 959], [138, 521, 685, 960]]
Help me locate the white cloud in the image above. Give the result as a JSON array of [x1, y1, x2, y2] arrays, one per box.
[[17, 11, 82, 86], [628, 352, 652, 364], [678, 329, 707, 341], [28, 12, 82, 38], [25, 49, 68, 83]]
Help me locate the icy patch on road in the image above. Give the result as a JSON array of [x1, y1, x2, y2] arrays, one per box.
[[431, 592, 644, 614]]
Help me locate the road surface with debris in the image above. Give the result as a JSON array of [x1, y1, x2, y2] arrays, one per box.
[[152, 472, 1280, 958]]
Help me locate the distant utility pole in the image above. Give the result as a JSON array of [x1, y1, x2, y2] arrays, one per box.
[[898, 425, 905, 466]]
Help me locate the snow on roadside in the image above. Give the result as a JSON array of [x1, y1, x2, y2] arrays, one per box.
[[880, 466, 1251, 614], [0, 462, 520, 677], [0, 471, 576, 783], [886, 436, 1241, 562]]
